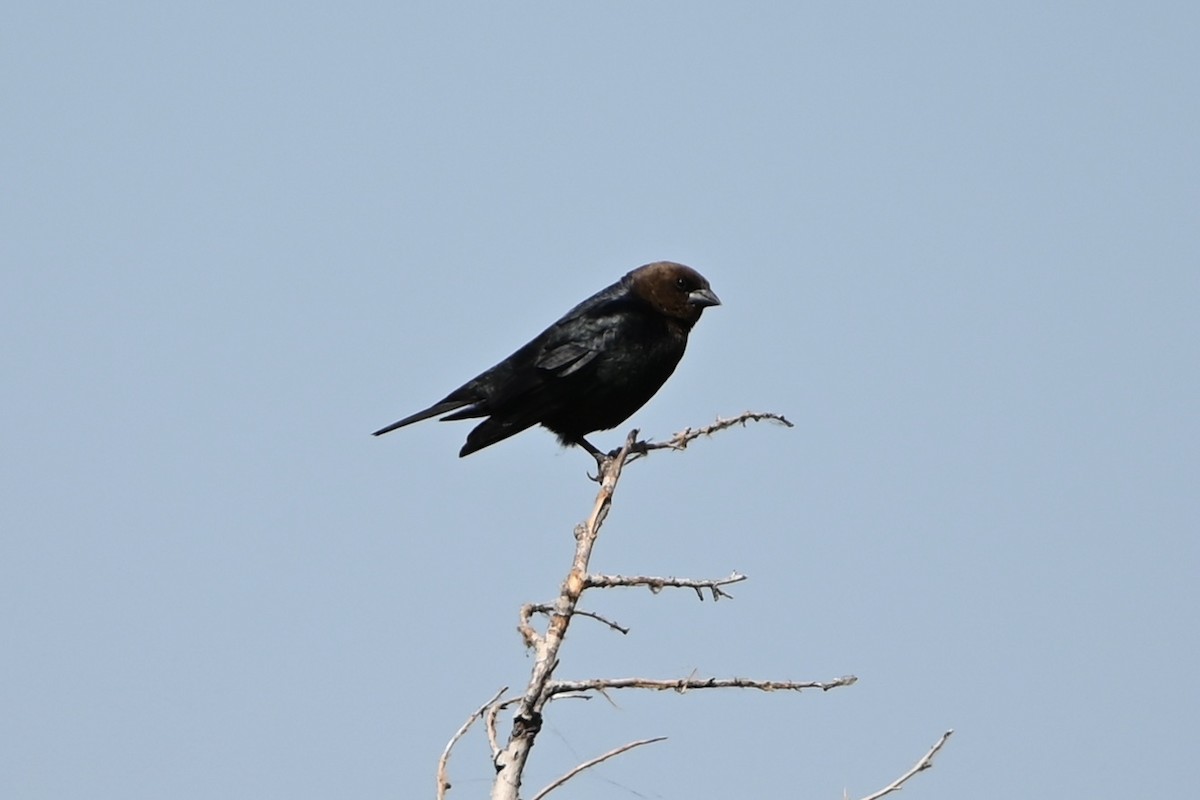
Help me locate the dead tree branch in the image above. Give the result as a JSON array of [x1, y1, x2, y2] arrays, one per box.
[[530, 737, 667, 800], [522, 602, 630, 635], [454, 411, 947, 800], [852, 729, 954, 800], [546, 675, 858, 697], [627, 410, 793, 461], [491, 430, 641, 800], [585, 570, 747, 600], [437, 686, 507, 800], [484, 701, 503, 761]]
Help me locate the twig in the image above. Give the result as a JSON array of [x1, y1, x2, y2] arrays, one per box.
[[854, 730, 954, 800], [530, 737, 668, 800], [525, 603, 630, 635], [485, 701, 504, 760], [546, 674, 858, 697], [517, 603, 543, 650], [627, 411, 793, 462], [586, 571, 747, 601], [436, 686, 507, 800]]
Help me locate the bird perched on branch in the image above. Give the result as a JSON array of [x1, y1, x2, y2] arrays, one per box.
[[372, 261, 720, 459]]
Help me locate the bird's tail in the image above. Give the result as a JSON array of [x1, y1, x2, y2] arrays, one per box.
[[371, 399, 474, 437], [458, 415, 540, 457]]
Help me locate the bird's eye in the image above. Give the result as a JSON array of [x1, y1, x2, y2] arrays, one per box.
[[675, 277, 689, 290]]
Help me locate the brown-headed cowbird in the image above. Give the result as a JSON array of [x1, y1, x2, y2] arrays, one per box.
[[372, 261, 720, 458]]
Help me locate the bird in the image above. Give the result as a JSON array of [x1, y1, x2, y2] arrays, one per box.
[[372, 261, 720, 459]]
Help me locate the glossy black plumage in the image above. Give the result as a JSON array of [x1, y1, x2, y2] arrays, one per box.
[[372, 261, 720, 457]]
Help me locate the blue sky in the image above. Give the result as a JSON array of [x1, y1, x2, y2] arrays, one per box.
[[4, 3, 1197, 798]]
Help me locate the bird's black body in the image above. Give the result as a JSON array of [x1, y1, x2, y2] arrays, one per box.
[[373, 261, 719, 457]]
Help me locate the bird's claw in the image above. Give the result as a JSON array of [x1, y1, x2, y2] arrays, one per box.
[[586, 452, 611, 482]]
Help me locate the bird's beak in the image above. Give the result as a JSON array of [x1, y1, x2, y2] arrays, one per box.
[[688, 287, 722, 308]]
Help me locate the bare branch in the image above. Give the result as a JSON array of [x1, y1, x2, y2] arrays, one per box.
[[530, 737, 668, 800], [437, 686, 507, 800], [546, 674, 858, 697], [487, 414, 824, 799], [517, 603, 543, 650], [493, 431, 641, 800], [526, 603, 630, 634], [627, 411, 794, 462], [585, 571, 747, 601], [485, 701, 503, 760], [854, 730, 954, 800]]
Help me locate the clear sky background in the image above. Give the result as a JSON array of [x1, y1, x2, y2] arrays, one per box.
[[4, 3, 1197, 799]]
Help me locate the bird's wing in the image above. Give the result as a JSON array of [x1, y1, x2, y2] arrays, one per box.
[[535, 341, 599, 376], [433, 289, 640, 420], [533, 296, 634, 378]]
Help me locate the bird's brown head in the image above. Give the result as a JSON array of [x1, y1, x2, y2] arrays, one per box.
[[627, 261, 721, 327]]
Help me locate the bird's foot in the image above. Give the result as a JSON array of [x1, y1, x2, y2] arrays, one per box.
[[586, 450, 612, 482]]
